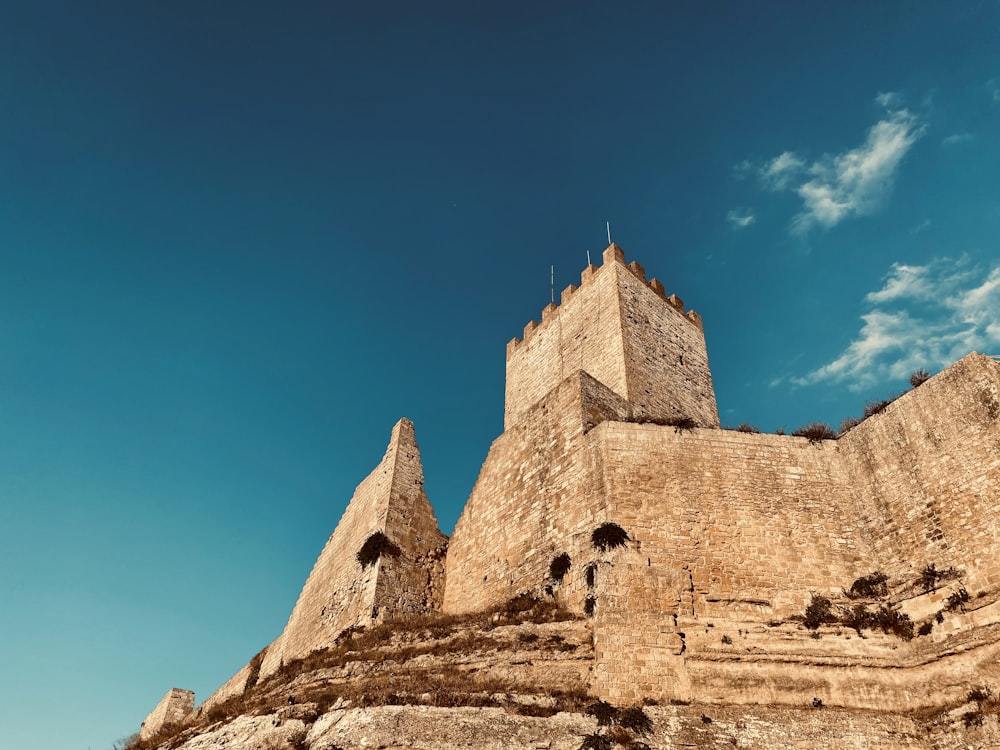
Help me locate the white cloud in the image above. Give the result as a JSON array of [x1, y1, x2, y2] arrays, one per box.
[[942, 132, 973, 146], [759, 151, 806, 190], [989, 79, 1000, 103], [875, 91, 903, 109], [726, 208, 755, 229], [750, 108, 926, 235], [793, 258, 1000, 390]]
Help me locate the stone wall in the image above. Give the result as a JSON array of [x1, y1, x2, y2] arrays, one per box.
[[593, 423, 870, 617], [255, 418, 447, 681], [140, 688, 194, 741], [503, 244, 719, 430], [444, 371, 622, 614], [839, 352, 1000, 596]]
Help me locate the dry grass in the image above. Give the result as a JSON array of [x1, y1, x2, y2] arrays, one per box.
[[151, 597, 589, 745]]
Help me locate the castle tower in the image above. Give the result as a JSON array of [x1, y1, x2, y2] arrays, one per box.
[[504, 243, 720, 429], [255, 418, 448, 680]]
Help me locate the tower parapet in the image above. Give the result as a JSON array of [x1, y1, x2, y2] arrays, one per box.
[[503, 244, 719, 430]]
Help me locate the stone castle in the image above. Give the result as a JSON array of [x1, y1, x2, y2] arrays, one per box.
[[140, 244, 1000, 740]]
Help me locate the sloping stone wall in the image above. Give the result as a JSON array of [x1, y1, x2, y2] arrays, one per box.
[[839, 352, 1000, 596], [140, 688, 194, 740], [255, 418, 447, 681]]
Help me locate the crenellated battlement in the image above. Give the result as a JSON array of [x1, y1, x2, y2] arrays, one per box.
[[506, 244, 703, 358], [502, 243, 719, 430]]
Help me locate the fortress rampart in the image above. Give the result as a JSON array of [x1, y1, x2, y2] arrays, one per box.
[[144, 243, 1000, 730]]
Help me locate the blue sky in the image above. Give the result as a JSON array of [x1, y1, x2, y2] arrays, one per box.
[[1, 2, 998, 748]]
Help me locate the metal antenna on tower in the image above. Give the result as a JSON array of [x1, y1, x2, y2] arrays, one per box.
[[550, 265, 555, 304], [586, 250, 591, 266], [607, 221, 612, 245]]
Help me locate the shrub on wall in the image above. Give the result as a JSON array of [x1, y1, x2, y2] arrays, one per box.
[[947, 588, 971, 611], [356, 531, 402, 569], [791, 423, 837, 443], [910, 368, 931, 388], [847, 571, 889, 599], [918, 563, 955, 593], [592, 523, 630, 552], [803, 594, 836, 629], [863, 396, 898, 419], [549, 552, 572, 583]]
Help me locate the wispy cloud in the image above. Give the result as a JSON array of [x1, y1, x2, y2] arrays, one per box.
[[942, 132, 973, 147], [726, 208, 755, 229], [792, 258, 1000, 390], [760, 151, 806, 190], [749, 101, 926, 235], [989, 79, 1000, 103], [875, 91, 903, 109]]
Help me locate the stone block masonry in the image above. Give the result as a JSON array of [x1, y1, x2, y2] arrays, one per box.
[[140, 688, 194, 741], [504, 243, 719, 430], [138, 243, 1000, 734], [839, 352, 1000, 595], [251, 418, 447, 682]]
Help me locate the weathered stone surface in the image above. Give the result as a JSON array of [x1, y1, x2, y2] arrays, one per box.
[[140, 688, 195, 741], [251, 418, 447, 683], [173, 714, 307, 749], [138, 244, 1000, 742], [504, 243, 720, 430], [168, 703, 1000, 749]]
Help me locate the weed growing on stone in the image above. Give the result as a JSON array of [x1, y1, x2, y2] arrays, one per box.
[[356, 531, 401, 568], [591, 523, 629, 552], [947, 588, 970, 612], [803, 594, 836, 629], [791, 423, 837, 443], [550, 552, 572, 583], [847, 571, 889, 599]]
